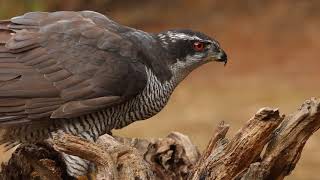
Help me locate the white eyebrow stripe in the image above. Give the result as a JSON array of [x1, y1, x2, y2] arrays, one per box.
[[167, 31, 202, 41], [158, 31, 220, 50]]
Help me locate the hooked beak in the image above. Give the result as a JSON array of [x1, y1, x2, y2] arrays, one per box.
[[214, 49, 228, 66]]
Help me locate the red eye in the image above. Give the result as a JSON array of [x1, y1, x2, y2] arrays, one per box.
[[193, 42, 205, 51]]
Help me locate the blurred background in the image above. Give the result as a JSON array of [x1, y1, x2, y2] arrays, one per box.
[[0, 0, 319, 179]]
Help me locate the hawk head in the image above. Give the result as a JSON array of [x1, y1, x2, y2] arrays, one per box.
[[157, 29, 227, 82]]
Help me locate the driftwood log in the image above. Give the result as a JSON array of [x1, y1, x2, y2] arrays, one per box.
[[1, 97, 320, 180]]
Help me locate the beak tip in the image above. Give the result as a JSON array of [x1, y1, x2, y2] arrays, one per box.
[[217, 51, 228, 65]]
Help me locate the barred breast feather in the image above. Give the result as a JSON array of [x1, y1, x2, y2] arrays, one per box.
[[0, 11, 176, 177]]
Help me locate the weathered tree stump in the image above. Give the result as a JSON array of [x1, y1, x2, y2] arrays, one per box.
[[1, 97, 320, 180]]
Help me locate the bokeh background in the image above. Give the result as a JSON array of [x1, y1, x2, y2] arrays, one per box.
[[0, 0, 320, 179]]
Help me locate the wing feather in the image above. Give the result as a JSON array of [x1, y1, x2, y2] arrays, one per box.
[[0, 11, 147, 126]]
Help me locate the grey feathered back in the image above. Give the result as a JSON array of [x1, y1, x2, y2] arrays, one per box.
[[0, 11, 153, 126]]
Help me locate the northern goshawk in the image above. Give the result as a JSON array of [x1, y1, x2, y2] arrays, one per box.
[[0, 11, 227, 177]]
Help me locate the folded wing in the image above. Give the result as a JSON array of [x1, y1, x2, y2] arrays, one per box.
[[0, 11, 147, 126]]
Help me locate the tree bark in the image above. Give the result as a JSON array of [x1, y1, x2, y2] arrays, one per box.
[[1, 98, 320, 180]]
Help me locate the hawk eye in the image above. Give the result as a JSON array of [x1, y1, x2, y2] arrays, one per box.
[[192, 42, 205, 52]]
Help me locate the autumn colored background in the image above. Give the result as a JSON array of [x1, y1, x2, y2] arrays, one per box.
[[0, 0, 320, 179]]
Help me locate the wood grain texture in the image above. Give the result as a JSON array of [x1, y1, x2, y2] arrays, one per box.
[[189, 108, 283, 180], [1, 98, 320, 180], [243, 98, 320, 180], [189, 98, 320, 180]]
